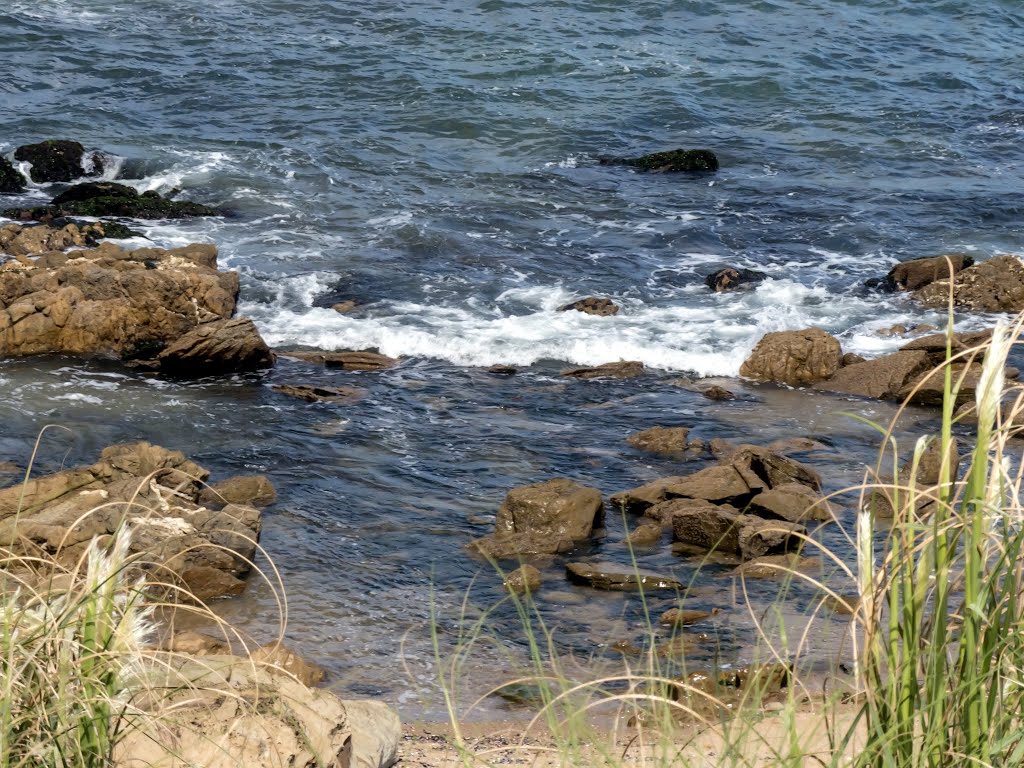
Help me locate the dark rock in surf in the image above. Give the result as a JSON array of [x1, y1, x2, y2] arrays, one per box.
[[4, 184, 221, 221], [558, 297, 619, 316], [271, 384, 364, 404], [561, 360, 644, 379], [0, 157, 25, 193], [50, 181, 138, 206], [704, 267, 767, 293], [600, 148, 719, 173], [13, 140, 102, 183]]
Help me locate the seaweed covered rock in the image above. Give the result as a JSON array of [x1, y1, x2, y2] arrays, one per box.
[[0, 156, 25, 193], [600, 148, 719, 173], [13, 139, 102, 183], [5, 181, 221, 221]]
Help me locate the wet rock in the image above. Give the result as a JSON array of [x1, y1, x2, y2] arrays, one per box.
[[700, 384, 735, 400], [645, 498, 736, 526], [671, 505, 805, 560], [766, 437, 830, 455], [566, 561, 682, 591], [915, 255, 1024, 313], [659, 607, 715, 626], [162, 630, 232, 656], [624, 522, 663, 546], [813, 350, 931, 400], [561, 360, 644, 379], [611, 476, 691, 515], [200, 474, 277, 509], [332, 300, 358, 313], [558, 296, 619, 316], [899, 361, 991, 407], [0, 221, 101, 256], [485, 364, 517, 375], [732, 553, 820, 579], [5, 184, 221, 221], [739, 327, 843, 386], [279, 349, 397, 370], [704, 267, 767, 293], [625, 426, 696, 457], [747, 483, 831, 523], [664, 465, 755, 506], [872, 254, 973, 292], [504, 564, 542, 594], [13, 139, 100, 183], [471, 478, 603, 558], [157, 318, 275, 375], [0, 156, 25, 193], [599, 148, 719, 173], [0, 239, 248, 364], [271, 384, 365, 403], [0, 442, 260, 601]]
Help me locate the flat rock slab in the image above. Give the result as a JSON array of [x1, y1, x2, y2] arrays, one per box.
[[813, 350, 930, 400], [271, 384, 365, 403], [279, 349, 397, 370], [561, 361, 644, 379], [566, 561, 682, 591]]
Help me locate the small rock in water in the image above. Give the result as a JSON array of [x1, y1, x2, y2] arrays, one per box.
[[624, 523, 663, 546], [561, 361, 644, 379], [271, 384, 365, 403], [278, 349, 396, 370], [625, 426, 695, 457], [700, 385, 735, 401], [558, 296, 619, 316], [485, 364, 517, 375], [659, 607, 715, 626], [599, 148, 719, 173], [331, 300, 357, 313], [704, 267, 767, 292], [565, 561, 682, 591], [504, 564, 542, 594]]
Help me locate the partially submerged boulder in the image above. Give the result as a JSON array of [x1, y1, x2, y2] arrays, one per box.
[[914, 255, 1024, 313], [565, 561, 681, 591], [0, 156, 25, 193], [739, 328, 843, 386], [813, 350, 930, 400], [704, 267, 767, 293], [0, 442, 263, 601], [271, 384, 365, 403], [625, 426, 698, 457], [600, 149, 719, 173], [868, 254, 973, 292], [561, 361, 644, 379], [559, 296, 619, 316], [470, 478, 603, 558], [13, 139, 102, 183], [279, 349, 397, 370], [5, 181, 221, 221], [671, 505, 805, 560], [157, 317, 274, 375]]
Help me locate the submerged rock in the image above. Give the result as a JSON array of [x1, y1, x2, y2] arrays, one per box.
[[565, 561, 682, 591], [600, 148, 719, 173], [704, 267, 767, 292], [739, 327, 843, 386], [0, 156, 25, 193], [558, 296, 620, 316], [13, 139, 102, 183], [561, 360, 644, 379], [271, 384, 365, 403]]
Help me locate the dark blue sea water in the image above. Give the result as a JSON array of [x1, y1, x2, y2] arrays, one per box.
[[1, 0, 1022, 719]]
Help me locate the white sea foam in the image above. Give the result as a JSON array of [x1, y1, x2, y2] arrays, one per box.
[[244, 277, 934, 377]]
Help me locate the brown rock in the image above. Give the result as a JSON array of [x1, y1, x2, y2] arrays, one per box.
[[271, 384, 365, 403], [727, 445, 822, 492], [624, 522, 663, 546], [158, 317, 274, 375], [566, 561, 682, 591], [485, 364, 517, 375], [701, 385, 735, 401], [645, 498, 735, 526], [885, 254, 973, 291], [915, 255, 1024, 313], [670, 504, 804, 560], [739, 328, 843, 386], [495, 478, 602, 541], [468, 531, 574, 559], [200, 475, 277, 509], [841, 352, 867, 366], [610, 476, 691, 515], [704, 267, 767, 292], [766, 437, 830, 455], [332, 300, 357, 313], [665, 465, 754, 505], [659, 607, 715, 626], [504, 564, 542, 594], [251, 641, 327, 687], [279, 349, 396, 370], [732, 553, 820, 579], [162, 630, 232, 656], [625, 426, 694, 456], [746, 483, 832, 523], [558, 296, 619, 316], [561, 361, 644, 379], [814, 350, 930, 400]]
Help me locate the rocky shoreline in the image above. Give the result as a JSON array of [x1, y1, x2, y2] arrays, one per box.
[[3, 138, 1024, 763]]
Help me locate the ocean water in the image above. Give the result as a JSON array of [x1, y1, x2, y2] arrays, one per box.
[[2, 0, 1022, 719]]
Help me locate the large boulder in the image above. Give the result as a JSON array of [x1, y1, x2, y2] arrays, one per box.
[[914, 255, 1024, 313], [157, 317, 274, 375], [599, 149, 719, 173], [0, 442, 263, 601], [0, 237, 272, 372], [739, 328, 843, 386], [116, 653, 400, 768], [470, 478, 603, 558], [870, 254, 973, 292], [0, 156, 25, 193], [13, 139, 101, 183], [813, 350, 930, 400]]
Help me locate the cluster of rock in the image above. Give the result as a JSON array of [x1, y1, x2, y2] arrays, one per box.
[[0, 221, 273, 374], [471, 443, 829, 592], [740, 326, 1013, 406]]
